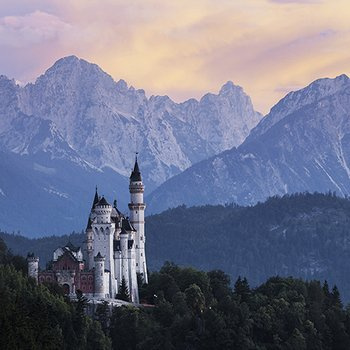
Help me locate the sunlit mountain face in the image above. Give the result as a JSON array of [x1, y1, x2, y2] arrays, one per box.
[[0, 57, 260, 235], [147, 75, 350, 213]]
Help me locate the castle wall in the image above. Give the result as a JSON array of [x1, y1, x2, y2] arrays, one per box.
[[92, 223, 116, 297], [53, 254, 84, 272]]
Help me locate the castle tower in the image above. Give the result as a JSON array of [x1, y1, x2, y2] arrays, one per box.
[[128, 156, 148, 283], [120, 227, 130, 290], [92, 196, 116, 298], [27, 254, 39, 283], [94, 252, 105, 298]]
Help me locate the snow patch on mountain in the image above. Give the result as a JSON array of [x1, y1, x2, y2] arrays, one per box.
[[44, 186, 69, 198], [14, 55, 261, 189], [33, 163, 56, 175], [147, 74, 350, 212]]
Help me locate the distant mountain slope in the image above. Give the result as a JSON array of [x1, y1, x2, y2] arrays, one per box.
[[0, 74, 129, 235], [0, 149, 128, 236], [4, 193, 350, 300], [147, 74, 350, 212], [0, 56, 261, 235], [18, 55, 261, 189]]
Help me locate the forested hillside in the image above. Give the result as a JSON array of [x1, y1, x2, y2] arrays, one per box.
[[0, 237, 110, 349], [147, 192, 350, 301], [1, 236, 350, 349], [3, 192, 350, 301]]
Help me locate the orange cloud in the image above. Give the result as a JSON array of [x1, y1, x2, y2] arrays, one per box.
[[0, 0, 349, 114]]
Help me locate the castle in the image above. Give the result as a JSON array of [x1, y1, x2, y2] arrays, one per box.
[[27, 158, 148, 303]]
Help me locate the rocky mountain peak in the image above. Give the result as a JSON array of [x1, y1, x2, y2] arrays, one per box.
[[219, 81, 243, 95], [116, 79, 128, 92], [147, 73, 350, 213], [248, 74, 350, 142]]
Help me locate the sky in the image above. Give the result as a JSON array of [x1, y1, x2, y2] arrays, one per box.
[[0, 0, 349, 114]]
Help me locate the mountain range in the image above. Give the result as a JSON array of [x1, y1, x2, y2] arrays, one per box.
[[147, 74, 350, 213], [0, 56, 260, 235]]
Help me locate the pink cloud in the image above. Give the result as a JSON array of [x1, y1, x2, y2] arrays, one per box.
[[269, 0, 322, 3], [0, 10, 71, 47]]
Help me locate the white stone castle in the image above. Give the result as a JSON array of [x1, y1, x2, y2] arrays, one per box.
[[28, 157, 148, 304]]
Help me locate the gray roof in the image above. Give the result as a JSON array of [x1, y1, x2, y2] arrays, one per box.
[[122, 218, 136, 232], [130, 158, 142, 182], [97, 196, 110, 206]]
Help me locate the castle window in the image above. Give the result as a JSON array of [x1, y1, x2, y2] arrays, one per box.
[[136, 263, 138, 266]]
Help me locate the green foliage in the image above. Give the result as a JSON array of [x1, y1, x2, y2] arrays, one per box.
[[145, 192, 350, 303], [4, 192, 350, 300], [185, 283, 206, 315], [116, 277, 130, 302], [0, 232, 85, 270], [0, 236, 27, 273], [0, 239, 109, 349], [234, 276, 251, 303], [95, 301, 110, 335], [2, 244, 350, 350], [108, 262, 350, 349], [4, 193, 350, 348]]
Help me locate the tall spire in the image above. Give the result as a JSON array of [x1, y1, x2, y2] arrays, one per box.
[[86, 217, 92, 230], [92, 186, 99, 209], [130, 153, 142, 182]]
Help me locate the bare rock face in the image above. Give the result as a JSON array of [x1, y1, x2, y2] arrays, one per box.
[[147, 75, 350, 213], [18, 56, 261, 189], [0, 56, 260, 235]]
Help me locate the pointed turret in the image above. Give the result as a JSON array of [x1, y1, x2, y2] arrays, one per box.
[[92, 186, 99, 209], [130, 156, 142, 182], [86, 188, 98, 270], [97, 196, 110, 207], [86, 217, 92, 230]]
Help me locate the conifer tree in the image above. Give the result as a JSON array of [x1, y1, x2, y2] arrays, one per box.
[[332, 285, 342, 308], [95, 301, 110, 335], [117, 277, 130, 302], [234, 276, 251, 303]]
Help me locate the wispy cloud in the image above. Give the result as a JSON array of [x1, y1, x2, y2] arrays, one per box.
[[269, 0, 322, 3], [0, 0, 349, 114], [0, 10, 71, 47]]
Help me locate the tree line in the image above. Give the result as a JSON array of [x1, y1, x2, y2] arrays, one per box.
[[2, 237, 350, 349]]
